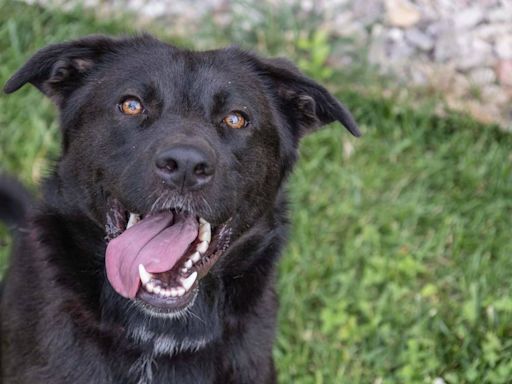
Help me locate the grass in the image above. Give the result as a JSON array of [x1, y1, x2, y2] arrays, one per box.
[[1, 1, 512, 383]]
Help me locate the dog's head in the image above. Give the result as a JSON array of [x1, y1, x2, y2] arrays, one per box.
[[5, 34, 359, 347]]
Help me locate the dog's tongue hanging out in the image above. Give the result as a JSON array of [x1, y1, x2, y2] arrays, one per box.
[[105, 212, 198, 298]]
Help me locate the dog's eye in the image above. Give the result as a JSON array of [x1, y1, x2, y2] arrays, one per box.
[[223, 112, 247, 129], [119, 97, 144, 116]]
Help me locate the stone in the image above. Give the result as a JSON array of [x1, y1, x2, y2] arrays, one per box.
[[388, 27, 404, 41], [469, 67, 497, 85], [351, 0, 384, 26], [368, 24, 388, 65], [405, 28, 434, 51], [481, 85, 509, 105], [487, 5, 512, 22], [389, 39, 415, 61], [434, 22, 469, 62], [474, 23, 512, 42], [453, 6, 485, 30], [426, 20, 448, 38], [495, 35, 512, 59], [141, 1, 166, 18], [333, 20, 368, 41], [385, 0, 421, 27], [455, 38, 493, 70], [497, 60, 512, 87]]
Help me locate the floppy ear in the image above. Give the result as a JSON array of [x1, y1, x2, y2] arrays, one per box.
[[255, 56, 361, 137], [3, 35, 120, 106]]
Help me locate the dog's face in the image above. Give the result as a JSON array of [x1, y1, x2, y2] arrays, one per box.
[[4, 35, 359, 349]]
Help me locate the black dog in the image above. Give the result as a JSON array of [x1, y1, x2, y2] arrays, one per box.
[[0, 34, 359, 383]]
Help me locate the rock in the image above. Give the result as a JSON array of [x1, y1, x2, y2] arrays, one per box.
[[388, 27, 404, 41], [405, 28, 434, 51], [495, 35, 512, 59], [389, 39, 415, 61], [481, 85, 509, 105], [334, 20, 368, 41], [434, 23, 462, 62], [469, 67, 497, 85], [487, 5, 512, 22], [300, 0, 315, 12], [368, 24, 388, 65], [141, 1, 166, 18], [455, 38, 493, 70], [426, 20, 448, 38], [352, 0, 384, 26], [497, 60, 512, 87], [385, 0, 421, 28], [474, 23, 512, 42], [454, 6, 485, 30]]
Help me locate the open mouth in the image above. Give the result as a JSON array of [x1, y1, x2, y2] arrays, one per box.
[[104, 198, 231, 311]]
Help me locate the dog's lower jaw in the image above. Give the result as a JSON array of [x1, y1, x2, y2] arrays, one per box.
[[132, 288, 199, 320]]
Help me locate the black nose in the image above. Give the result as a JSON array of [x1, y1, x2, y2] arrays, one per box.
[[154, 145, 215, 191]]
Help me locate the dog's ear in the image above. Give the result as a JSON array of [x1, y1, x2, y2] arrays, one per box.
[[255, 56, 361, 138], [3, 35, 120, 106]]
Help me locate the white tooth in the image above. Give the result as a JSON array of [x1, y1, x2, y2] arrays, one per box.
[[185, 259, 193, 269], [127, 213, 141, 229], [145, 282, 155, 293], [199, 223, 211, 243], [196, 241, 209, 254], [138, 264, 152, 285], [199, 217, 208, 225], [153, 285, 161, 294], [163, 289, 171, 297], [176, 287, 185, 296], [180, 267, 189, 274], [180, 271, 198, 291], [170, 288, 178, 297], [190, 251, 201, 263]]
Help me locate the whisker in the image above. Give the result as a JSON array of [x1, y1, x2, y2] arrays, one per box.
[[186, 308, 206, 325]]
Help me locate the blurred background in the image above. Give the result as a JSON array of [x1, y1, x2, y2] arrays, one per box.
[[1, 0, 511, 383]]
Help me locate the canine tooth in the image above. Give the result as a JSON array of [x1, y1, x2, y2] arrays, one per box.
[[176, 287, 185, 296], [184, 259, 193, 269], [190, 251, 201, 263], [198, 223, 211, 243], [199, 217, 208, 225], [180, 271, 198, 291], [127, 213, 141, 229], [138, 264, 152, 285], [196, 241, 209, 254]]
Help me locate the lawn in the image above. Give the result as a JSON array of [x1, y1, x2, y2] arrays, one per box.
[[1, 1, 511, 383]]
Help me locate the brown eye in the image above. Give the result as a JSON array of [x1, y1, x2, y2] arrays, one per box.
[[120, 98, 143, 116], [223, 112, 247, 129]]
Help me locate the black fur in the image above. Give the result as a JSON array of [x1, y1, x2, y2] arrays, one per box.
[[0, 35, 359, 383]]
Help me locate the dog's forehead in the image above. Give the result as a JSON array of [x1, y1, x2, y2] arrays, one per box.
[[112, 44, 258, 90]]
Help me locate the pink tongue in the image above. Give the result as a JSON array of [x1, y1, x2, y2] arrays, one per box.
[[105, 212, 198, 299]]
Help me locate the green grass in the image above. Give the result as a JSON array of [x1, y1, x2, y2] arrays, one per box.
[[1, 1, 512, 383]]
